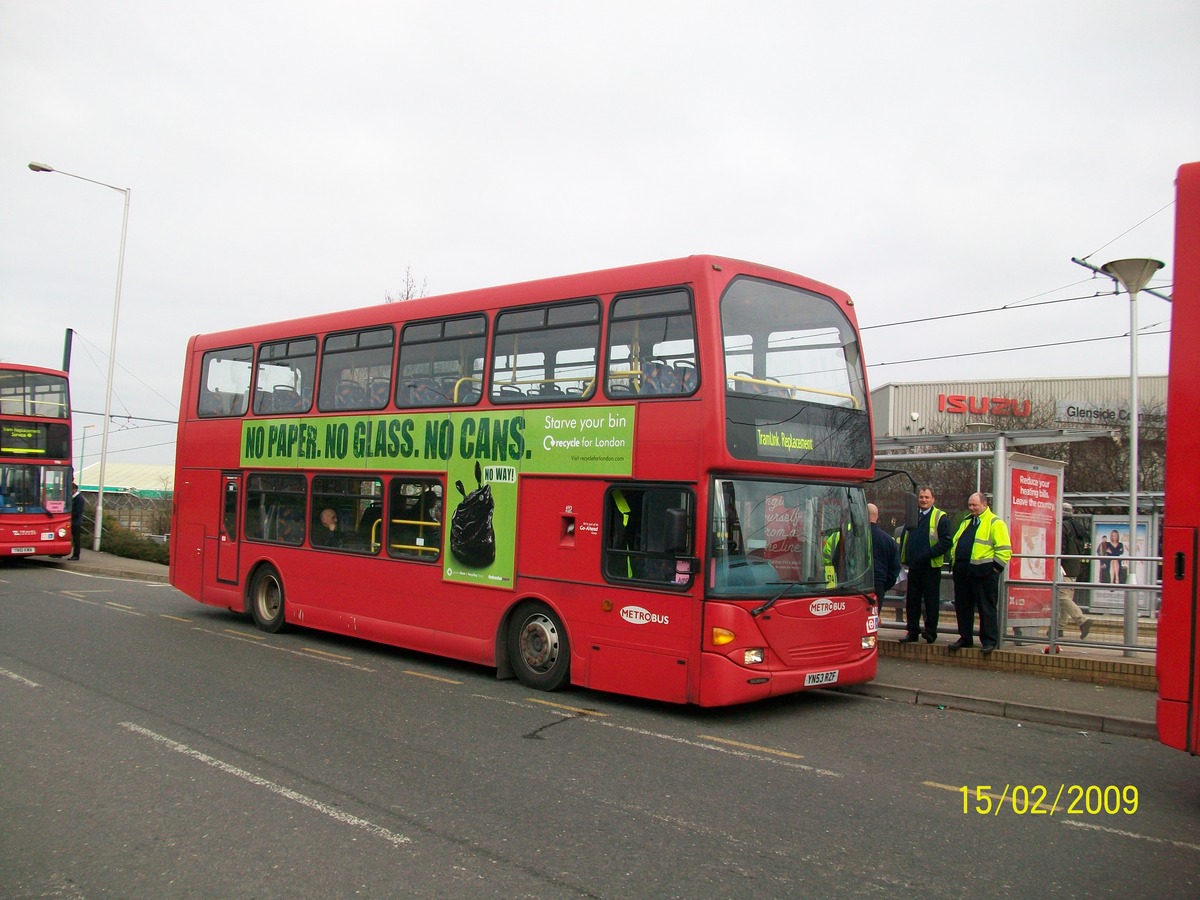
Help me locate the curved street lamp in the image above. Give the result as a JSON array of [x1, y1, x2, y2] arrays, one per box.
[[28, 162, 131, 553], [1101, 257, 1164, 650]]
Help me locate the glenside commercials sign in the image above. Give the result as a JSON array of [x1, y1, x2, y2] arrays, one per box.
[[1054, 401, 1165, 428]]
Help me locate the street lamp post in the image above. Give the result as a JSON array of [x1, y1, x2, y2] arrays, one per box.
[[78, 423, 95, 475], [29, 162, 130, 552], [1101, 257, 1164, 651]]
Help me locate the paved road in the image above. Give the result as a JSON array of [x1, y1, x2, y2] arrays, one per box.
[[2, 562, 1198, 897]]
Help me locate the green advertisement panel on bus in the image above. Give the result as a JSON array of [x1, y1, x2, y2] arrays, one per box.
[[240, 405, 635, 588]]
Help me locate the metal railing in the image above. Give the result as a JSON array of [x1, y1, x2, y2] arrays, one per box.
[[879, 554, 1159, 656]]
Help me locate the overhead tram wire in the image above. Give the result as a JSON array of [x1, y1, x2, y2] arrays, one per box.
[[866, 327, 1170, 370], [858, 288, 1120, 333], [70, 329, 181, 412]]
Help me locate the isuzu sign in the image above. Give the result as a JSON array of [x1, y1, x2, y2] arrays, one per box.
[[620, 606, 670, 625], [938, 394, 1032, 417], [809, 599, 846, 616]]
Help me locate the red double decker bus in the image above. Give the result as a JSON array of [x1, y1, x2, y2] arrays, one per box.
[[170, 255, 878, 706], [1159, 163, 1200, 751], [0, 363, 73, 558]]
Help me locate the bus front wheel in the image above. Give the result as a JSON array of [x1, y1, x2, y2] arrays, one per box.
[[249, 566, 287, 633], [508, 602, 569, 691]]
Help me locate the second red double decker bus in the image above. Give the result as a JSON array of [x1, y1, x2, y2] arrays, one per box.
[[171, 255, 879, 706], [0, 363, 73, 558]]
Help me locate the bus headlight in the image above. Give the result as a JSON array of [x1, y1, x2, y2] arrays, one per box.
[[743, 648, 764, 665], [57, 527, 68, 538], [862, 635, 877, 649]]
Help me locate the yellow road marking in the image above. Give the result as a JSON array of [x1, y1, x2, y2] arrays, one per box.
[[699, 735, 805, 759], [106, 601, 134, 610], [160, 614, 190, 622], [525, 698, 608, 717], [226, 629, 265, 640], [404, 670, 464, 685], [301, 647, 353, 661]]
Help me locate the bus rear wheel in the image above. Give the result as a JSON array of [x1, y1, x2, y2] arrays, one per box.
[[508, 602, 569, 691], [249, 565, 287, 633]]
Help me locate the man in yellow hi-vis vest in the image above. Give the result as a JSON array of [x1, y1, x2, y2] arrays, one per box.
[[949, 492, 1012, 654], [898, 487, 952, 644]]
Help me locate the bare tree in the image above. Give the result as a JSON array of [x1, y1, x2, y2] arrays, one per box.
[[384, 265, 428, 303]]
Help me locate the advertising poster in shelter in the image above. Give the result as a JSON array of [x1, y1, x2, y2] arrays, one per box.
[[1006, 454, 1064, 628], [1090, 516, 1154, 612]]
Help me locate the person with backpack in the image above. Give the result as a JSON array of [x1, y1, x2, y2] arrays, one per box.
[[1057, 502, 1094, 639]]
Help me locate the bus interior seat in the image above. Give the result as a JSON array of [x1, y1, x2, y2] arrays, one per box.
[[404, 378, 447, 407], [495, 383, 525, 400], [369, 378, 391, 407], [276, 505, 305, 543], [359, 502, 382, 536], [675, 360, 698, 392], [641, 361, 684, 395], [335, 380, 368, 409], [272, 387, 306, 413], [456, 380, 482, 404], [199, 391, 223, 416]]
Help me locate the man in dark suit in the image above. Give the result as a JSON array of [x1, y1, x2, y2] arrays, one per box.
[[69, 483, 85, 560], [898, 487, 953, 644]]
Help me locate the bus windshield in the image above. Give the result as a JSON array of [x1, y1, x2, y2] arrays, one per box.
[[722, 277, 866, 409], [721, 277, 871, 469], [0, 463, 69, 514], [709, 478, 871, 597]]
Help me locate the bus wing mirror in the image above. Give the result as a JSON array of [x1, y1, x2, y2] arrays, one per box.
[[665, 507, 689, 553], [904, 493, 919, 529]]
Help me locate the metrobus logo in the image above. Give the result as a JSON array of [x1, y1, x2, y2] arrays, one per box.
[[620, 606, 670, 626], [809, 599, 846, 616]]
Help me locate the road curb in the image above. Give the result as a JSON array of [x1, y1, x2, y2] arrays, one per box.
[[837, 682, 1157, 739], [56, 561, 170, 584]]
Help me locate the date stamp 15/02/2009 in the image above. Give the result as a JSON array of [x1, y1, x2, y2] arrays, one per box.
[[958, 785, 1138, 816]]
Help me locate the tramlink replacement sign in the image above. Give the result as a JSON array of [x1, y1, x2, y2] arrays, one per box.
[[239, 406, 636, 589]]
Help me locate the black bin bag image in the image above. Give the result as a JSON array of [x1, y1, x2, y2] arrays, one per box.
[[450, 461, 496, 568]]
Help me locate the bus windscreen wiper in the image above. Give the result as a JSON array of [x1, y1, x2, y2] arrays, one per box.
[[750, 581, 826, 617]]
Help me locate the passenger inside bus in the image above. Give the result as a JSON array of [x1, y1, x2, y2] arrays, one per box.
[[314, 507, 345, 547]]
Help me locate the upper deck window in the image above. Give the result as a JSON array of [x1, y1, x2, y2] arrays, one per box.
[[722, 277, 865, 410], [0, 370, 69, 419], [397, 315, 486, 407], [492, 300, 600, 403], [606, 289, 697, 398], [198, 346, 252, 418], [318, 327, 394, 412], [253, 337, 317, 416], [721, 277, 870, 468]]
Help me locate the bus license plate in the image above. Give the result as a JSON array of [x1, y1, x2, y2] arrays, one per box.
[[11, 547, 36, 554], [804, 669, 839, 687]]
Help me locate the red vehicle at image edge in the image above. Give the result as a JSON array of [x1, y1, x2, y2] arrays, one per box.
[[170, 255, 881, 706], [0, 363, 73, 558], [1158, 162, 1200, 752]]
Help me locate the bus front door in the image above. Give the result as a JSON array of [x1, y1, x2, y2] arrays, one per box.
[[216, 473, 240, 584]]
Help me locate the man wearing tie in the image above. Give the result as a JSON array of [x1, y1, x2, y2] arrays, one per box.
[[898, 487, 952, 644], [949, 492, 1013, 653]]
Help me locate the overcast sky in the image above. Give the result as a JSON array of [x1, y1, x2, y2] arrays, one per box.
[[2, 1, 1197, 468]]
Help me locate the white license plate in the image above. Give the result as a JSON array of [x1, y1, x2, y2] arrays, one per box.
[[804, 669, 839, 687], [11, 547, 36, 555]]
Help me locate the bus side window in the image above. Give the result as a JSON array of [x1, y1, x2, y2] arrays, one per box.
[[604, 485, 694, 585]]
